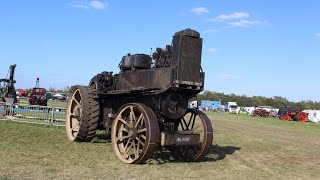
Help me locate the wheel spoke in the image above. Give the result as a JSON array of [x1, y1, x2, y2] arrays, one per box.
[[71, 96, 81, 108], [116, 134, 131, 141], [135, 140, 140, 158], [70, 105, 81, 119], [136, 136, 145, 146], [193, 124, 202, 131], [120, 124, 129, 133], [137, 128, 146, 134], [71, 124, 79, 132], [135, 114, 144, 128], [187, 113, 194, 128], [71, 118, 79, 131], [125, 142, 133, 155], [119, 118, 131, 127], [140, 134, 146, 140], [182, 117, 189, 130], [122, 127, 129, 133], [129, 106, 136, 126], [132, 140, 138, 159], [123, 139, 131, 151], [179, 117, 186, 131]]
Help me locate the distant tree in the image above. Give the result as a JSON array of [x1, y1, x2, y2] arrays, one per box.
[[63, 86, 71, 94], [195, 91, 320, 110], [47, 86, 56, 92]]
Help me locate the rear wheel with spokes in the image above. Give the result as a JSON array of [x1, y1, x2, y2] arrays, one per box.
[[65, 86, 100, 142]]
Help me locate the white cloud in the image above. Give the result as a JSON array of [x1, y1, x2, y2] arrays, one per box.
[[203, 29, 219, 33], [69, 1, 89, 9], [89, 1, 106, 9], [207, 48, 217, 53], [69, 0, 107, 10], [190, 7, 209, 15], [315, 33, 320, 37], [222, 74, 242, 80], [228, 20, 262, 27], [211, 12, 250, 22], [208, 11, 266, 28]]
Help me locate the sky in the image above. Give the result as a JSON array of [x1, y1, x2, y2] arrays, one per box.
[[0, 0, 320, 102]]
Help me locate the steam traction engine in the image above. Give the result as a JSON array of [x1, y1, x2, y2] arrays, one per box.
[[66, 29, 213, 164]]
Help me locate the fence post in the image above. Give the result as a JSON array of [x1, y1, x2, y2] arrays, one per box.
[[51, 107, 55, 125]]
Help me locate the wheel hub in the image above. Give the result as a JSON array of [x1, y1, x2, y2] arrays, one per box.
[[128, 128, 138, 140]]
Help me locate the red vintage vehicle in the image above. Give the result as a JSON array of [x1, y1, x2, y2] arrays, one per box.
[[19, 89, 28, 97], [29, 87, 47, 106], [278, 106, 308, 122], [28, 78, 47, 106]]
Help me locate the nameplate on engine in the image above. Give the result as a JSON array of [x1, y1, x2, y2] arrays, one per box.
[[160, 131, 200, 146]]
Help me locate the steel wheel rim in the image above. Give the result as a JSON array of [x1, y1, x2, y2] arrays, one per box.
[[66, 88, 83, 141], [171, 108, 213, 161], [112, 103, 159, 164]]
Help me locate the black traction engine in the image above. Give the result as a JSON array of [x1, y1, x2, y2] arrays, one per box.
[[66, 29, 213, 164]]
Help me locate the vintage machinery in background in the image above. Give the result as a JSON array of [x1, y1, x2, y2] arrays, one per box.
[[278, 105, 308, 122], [28, 78, 47, 106], [19, 89, 28, 97], [252, 106, 273, 118], [0, 64, 17, 104], [65, 29, 213, 164], [252, 108, 271, 117]]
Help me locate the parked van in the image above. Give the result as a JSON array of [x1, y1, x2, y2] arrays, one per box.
[[225, 102, 238, 114]]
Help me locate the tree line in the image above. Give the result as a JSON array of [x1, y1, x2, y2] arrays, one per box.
[[193, 91, 320, 110]]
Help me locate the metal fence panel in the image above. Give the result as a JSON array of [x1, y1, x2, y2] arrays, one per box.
[[51, 107, 66, 126], [0, 102, 66, 127]]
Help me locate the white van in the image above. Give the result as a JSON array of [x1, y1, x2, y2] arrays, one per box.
[[225, 102, 238, 114]]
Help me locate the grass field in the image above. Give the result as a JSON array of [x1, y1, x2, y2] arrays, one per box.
[[0, 112, 319, 179]]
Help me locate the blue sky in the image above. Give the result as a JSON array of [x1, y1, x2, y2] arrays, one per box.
[[1, 0, 319, 102]]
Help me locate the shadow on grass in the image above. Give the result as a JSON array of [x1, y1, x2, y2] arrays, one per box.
[[91, 133, 240, 164], [148, 145, 240, 164], [90, 133, 111, 143], [203, 145, 240, 162]]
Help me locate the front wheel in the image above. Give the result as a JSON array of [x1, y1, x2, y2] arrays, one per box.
[[111, 103, 159, 164], [170, 108, 213, 162]]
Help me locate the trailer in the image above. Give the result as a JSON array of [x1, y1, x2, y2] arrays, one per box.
[[303, 110, 320, 123], [243, 107, 255, 115], [199, 100, 221, 110]]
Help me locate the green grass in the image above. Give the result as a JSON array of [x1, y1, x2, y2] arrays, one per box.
[[1, 113, 320, 179], [47, 100, 67, 108]]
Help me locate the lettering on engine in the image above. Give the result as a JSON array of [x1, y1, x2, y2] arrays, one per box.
[[176, 137, 191, 142], [161, 132, 200, 146]]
